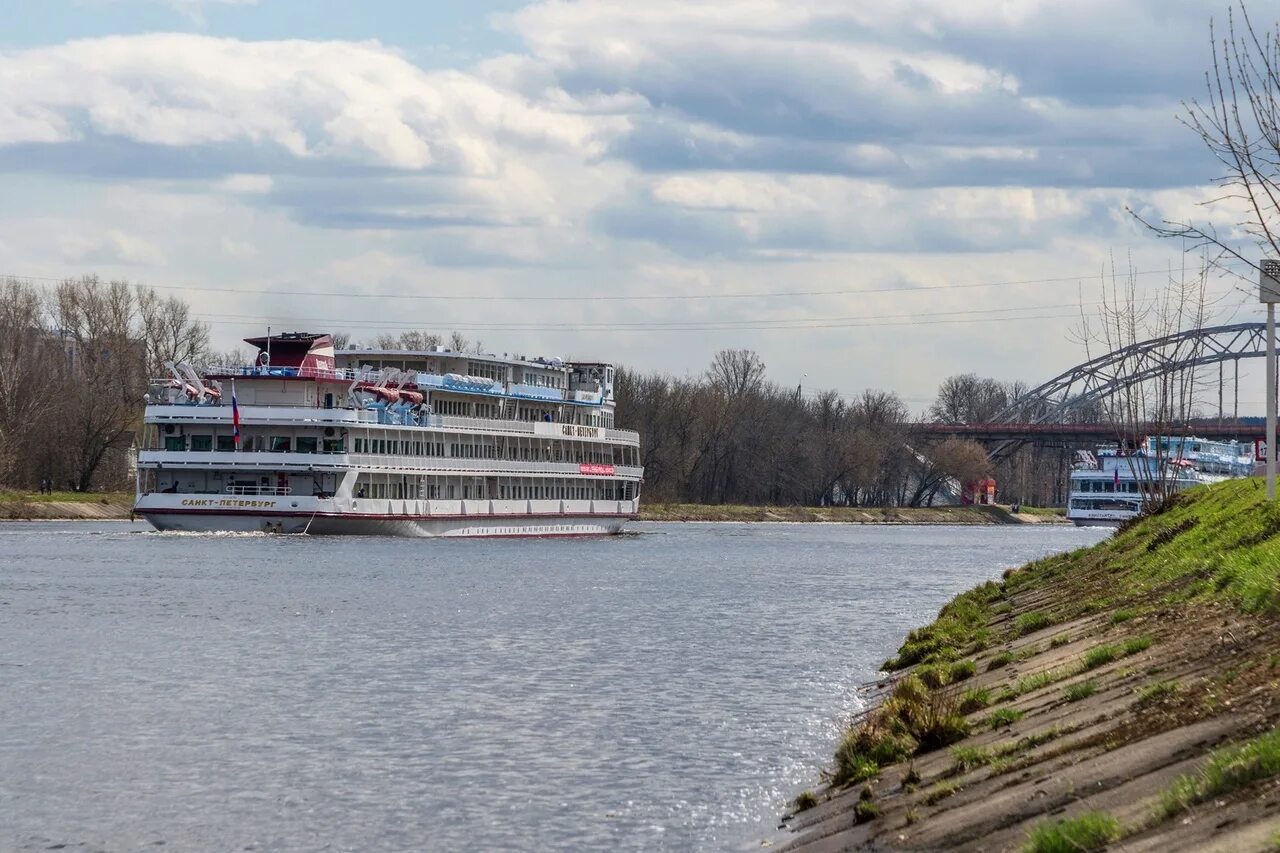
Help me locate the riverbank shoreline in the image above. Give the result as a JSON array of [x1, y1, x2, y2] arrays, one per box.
[[639, 504, 1066, 524], [0, 493, 133, 521], [782, 479, 1280, 851], [1, 498, 1067, 524]]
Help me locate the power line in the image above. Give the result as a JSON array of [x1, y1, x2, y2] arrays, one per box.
[[190, 299, 1119, 331], [0, 262, 1255, 305]]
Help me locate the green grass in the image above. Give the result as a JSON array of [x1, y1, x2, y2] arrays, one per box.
[[884, 581, 1004, 669], [0, 489, 130, 504], [923, 780, 957, 804], [1157, 726, 1280, 818], [1064, 681, 1097, 702], [1135, 680, 1180, 706], [1123, 635, 1152, 656], [957, 688, 990, 715], [1049, 633, 1071, 648], [1016, 611, 1053, 635], [949, 659, 977, 682], [988, 651, 1014, 670], [1007, 666, 1072, 698], [852, 798, 880, 822], [950, 745, 991, 773], [985, 708, 1025, 730], [914, 663, 952, 689], [832, 674, 973, 785], [1082, 644, 1120, 670], [793, 790, 818, 811], [963, 481, 1280, 625], [1079, 636, 1152, 672], [1110, 609, 1135, 624], [1023, 811, 1121, 853]]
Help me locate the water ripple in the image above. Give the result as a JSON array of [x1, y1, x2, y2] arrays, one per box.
[[0, 520, 1107, 851]]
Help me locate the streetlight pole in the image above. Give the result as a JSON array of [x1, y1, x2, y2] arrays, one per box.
[[1261, 261, 1280, 499]]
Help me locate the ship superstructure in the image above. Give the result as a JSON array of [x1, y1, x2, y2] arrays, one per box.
[[134, 333, 643, 536], [1065, 436, 1254, 526]]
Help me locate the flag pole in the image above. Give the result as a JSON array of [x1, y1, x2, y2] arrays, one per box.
[[231, 377, 240, 452]]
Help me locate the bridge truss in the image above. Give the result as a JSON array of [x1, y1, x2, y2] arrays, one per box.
[[994, 322, 1266, 423], [981, 322, 1268, 462]]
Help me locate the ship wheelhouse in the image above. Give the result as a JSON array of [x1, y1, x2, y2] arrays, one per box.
[[134, 332, 644, 537]]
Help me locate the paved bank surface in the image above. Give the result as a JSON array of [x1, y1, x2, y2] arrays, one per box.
[[0, 494, 132, 520], [783, 479, 1280, 852], [639, 504, 1065, 524]]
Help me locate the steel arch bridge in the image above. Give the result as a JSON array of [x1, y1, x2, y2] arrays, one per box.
[[917, 322, 1269, 463], [993, 321, 1267, 424]]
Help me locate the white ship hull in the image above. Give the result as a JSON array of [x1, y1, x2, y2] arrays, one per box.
[[136, 494, 636, 538], [1069, 514, 1130, 527]]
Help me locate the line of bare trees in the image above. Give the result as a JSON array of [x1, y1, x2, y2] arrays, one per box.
[[0, 275, 1084, 505], [615, 349, 1003, 507], [0, 276, 208, 492]]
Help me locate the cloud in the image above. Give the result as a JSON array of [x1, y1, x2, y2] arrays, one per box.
[[0, 2, 1257, 403], [0, 34, 621, 173], [60, 228, 167, 266], [502, 0, 1212, 187], [85, 0, 263, 27]]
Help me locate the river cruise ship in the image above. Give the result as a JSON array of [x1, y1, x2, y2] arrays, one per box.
[[1066, 436, 1253, 526], [134, 333, 643, 537]]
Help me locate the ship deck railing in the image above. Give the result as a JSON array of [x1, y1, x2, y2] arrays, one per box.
[[143, 403, 640, 444], [225, 485, 294, 496], [188, 365, 606, 406]]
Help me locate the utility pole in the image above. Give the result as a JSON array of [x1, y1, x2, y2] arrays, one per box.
[[1261, 261, 1280, 499]]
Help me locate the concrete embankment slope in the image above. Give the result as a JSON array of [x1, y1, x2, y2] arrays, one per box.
[[0, 495, 132, 520], [639, 504, 1064, 524], [783, 479, 1280, 852]]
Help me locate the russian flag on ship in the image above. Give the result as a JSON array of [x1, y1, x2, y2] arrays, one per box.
[[231, 382, 241, 449]]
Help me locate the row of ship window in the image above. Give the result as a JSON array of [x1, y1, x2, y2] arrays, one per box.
[[165, 435, 345, 453], [354, 475, 635, 501], [351, 437, 635, 465], [158, 432, 638, 465], [1074, 479, 1144, 493]]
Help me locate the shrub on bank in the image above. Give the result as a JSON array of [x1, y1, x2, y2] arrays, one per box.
[[1024, 812, 1121, 853]]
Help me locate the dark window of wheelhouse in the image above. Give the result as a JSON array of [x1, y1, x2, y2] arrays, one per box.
[[296, 436, 318, 453], [270, 436, 292, 452], [190, 435, 213, 452], [164, 435, 186, 452], [216, 435, 236, 452]]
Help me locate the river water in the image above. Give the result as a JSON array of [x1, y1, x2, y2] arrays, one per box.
[[0, 521, 1107, 852]]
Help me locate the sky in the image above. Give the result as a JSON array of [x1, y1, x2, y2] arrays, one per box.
[[0, 0, 1272, 411]]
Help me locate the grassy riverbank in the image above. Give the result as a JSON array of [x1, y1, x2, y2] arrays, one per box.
[[784, 478, 1280, 851], [639, 504, 1065, 524], [0, 490, 132, 520]]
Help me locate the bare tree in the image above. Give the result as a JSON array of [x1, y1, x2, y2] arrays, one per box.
[[1072, 254, 1219, 505], [0, 279, 51, 484], [48, 277, 147, 491], [705, 349, 766, 397], [1133, 5, 1280, 263], [907, 437, 991, 507], [929, 374, 1009, 424], [136, 285, 209, 376]]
